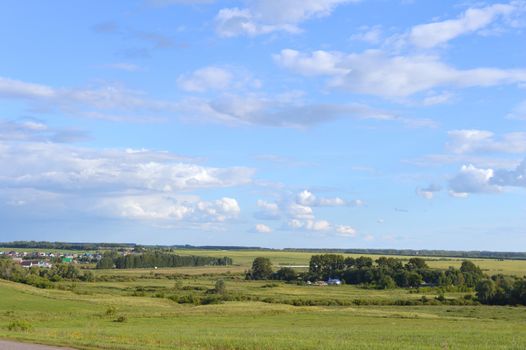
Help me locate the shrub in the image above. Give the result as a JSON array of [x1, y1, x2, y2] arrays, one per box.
[[114, 315, 127, 323], [7, 320, 32, 332], [105, 306, 117, 317]]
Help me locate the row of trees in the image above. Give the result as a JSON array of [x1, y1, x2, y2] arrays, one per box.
[[0, 258, 94, 288], [247, 255, 486, 289], [247, 255, 526, 306], [475, 275, 526, 305], [305, 254, 487, 289], [96, 251, 233, 269]]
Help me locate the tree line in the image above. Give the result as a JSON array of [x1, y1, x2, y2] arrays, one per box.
[[246, 254, 526, 306], [96, 251, 233, 269], [284, 248, 526, 260]]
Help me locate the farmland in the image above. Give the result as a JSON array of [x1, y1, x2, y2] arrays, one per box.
[[1, 249, 526, 349]]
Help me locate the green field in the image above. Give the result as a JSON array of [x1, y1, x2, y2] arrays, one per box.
[[1, 250, 526, 349], [173, 249, 526, 277]]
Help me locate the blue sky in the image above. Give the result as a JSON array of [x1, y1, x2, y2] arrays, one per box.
[[1, 0, 526, 250]]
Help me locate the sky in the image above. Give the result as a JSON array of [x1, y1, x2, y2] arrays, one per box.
[[1, 0, 526, 250]]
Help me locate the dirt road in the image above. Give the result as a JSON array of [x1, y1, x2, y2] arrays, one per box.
[[0, 340, 77, 350]]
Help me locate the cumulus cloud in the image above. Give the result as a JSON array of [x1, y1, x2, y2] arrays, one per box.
[[492, 159, 526, 187], [296, 190, 347, 207], [215, 0, 358, 37], [449, 164, 500, 195], [288, 219, 331, 231], [0, 142, 253, 193], [100, 195, 240, 222], [409, 3, 516, 48], [447, 129, 526, 154], [448, 159, 526, 196], [254, 199, 281, 220], [256, 189, 359, 236], [274, 49, 526, 99], [0, 137, 252, 227]]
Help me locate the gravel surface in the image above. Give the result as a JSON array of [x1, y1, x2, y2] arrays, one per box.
[[0, 340, 77, 350]]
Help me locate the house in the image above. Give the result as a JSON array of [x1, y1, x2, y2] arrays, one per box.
[[327, 278, 342, 285], [20, 260, 52, 268], [20, 260, 38, 268]]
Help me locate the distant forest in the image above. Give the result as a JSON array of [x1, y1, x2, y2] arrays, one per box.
[[96, 252, 233, 269], [1, 241, 525, 260]]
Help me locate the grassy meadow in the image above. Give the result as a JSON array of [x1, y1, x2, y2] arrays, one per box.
[[1, 250, 526, 349]]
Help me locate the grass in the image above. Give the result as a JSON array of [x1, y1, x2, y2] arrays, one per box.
[[143, 248, 526, 277], [0, 278, 525, 349], [1, 249, 526, 349]]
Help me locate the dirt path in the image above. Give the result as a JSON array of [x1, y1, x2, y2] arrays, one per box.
[[0, 340, 77, 350]]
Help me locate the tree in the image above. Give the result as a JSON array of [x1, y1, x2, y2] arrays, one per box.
[[309, 254, 345, 278], [460, 260, 483, 276], [405, 258, 428, 270], [248, 257, 273, 280], [377, 274, 396, 289], [214, 279, 226, 294], [355, 256, 373, 269], [274, 267, 298, 281], [476, 279, 496, 304]]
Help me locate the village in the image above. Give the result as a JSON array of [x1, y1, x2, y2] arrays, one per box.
[[0, 250, 103, 268]]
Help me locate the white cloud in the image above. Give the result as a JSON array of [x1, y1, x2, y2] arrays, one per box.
[[288, 219, 331, 231], [287, 202, 315, 220], [296, 190, 348, 207], [449, 164, 500, 195], [179, 93, 433, 127], [215, 0, 357, 37], [101, 195, 240, 222], [273, 49, 350, 76], [350, 199, 365, 207], [336, 225, 357, 237], [0, 119, 88, 143], [492, 159, 526, 187], [0, 142, 253, 193], [416, 184, 442, 199], [447, 129, 526, 154], [350, 25, 382, 44], [177, 66, 261, 93], [296, 190, 317, 206], [255, 223, 272, 233], [177, 66, 233, 92], [448, 158, 526, 196], [254, 199, 281, 220], [274, 49, 526, 98], [422, 92, 453, 106], [409, 3, 516, 48], [257, 190, 358, 236], [0, 76, 174, 122]]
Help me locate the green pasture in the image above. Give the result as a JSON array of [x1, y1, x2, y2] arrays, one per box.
[[0, 279, 525, 349]]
